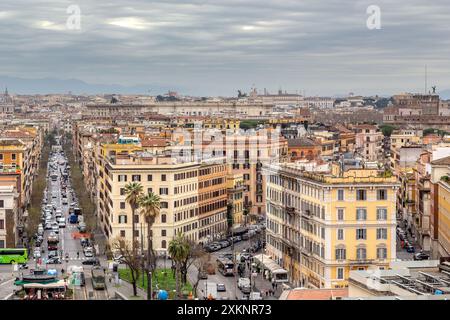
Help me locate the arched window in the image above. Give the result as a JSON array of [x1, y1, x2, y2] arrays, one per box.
[[161, 214, 167, 223], [161, 240, 167, 249]]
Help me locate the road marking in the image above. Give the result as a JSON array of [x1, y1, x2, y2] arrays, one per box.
[[0, 279, 14, 287]]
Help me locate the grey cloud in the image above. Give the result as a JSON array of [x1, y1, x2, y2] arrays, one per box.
[[0, 0, 449, 96]]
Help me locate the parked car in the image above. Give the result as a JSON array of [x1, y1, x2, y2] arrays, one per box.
[[414, 252, 430, 260], [219, 241, 230, 248], [217, 283, 226, 292], [406, 244, 415, 253], [199, 271, 208, 279]]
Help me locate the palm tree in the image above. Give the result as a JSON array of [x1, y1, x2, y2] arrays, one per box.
[[168, 234, 190, 298], [124, 182, 143, 254], [138, 192, 161, 300]]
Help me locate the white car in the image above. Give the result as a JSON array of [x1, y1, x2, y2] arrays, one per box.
[[58, 218, 66, 228], [33, 248, 41, 259], [84, 249, 94, 257]]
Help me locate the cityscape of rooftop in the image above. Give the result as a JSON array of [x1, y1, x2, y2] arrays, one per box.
[[0, 0, 449, 316]]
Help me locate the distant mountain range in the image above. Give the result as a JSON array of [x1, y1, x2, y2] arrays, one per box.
[[0, 75, 177, 95]]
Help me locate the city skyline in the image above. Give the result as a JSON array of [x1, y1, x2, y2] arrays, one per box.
[[1, 1, 450, 96]]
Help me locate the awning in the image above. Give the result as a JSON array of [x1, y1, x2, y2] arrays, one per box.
[[23, 280, 66, 289], [253, 254, 288, 274]]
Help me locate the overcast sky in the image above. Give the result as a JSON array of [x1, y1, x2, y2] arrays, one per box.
[[0, 0, 449, 96]]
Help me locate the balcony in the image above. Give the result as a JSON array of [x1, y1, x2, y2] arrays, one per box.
[[286, 206, 295, 216], [302, 209, 311, 219], [349, 259, 374, 265]]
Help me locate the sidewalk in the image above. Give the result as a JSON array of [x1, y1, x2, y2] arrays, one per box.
[[108, 275, 148, 300]]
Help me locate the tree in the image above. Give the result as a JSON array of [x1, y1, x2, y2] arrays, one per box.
[[380, 124, 396, 137], [226, 201, 234, 235], [138, 192, 161, 300], [168, 234, 190, 298], [112, 237, 141, 297], [124, 182, 143, 254], [180, 241, 203, 286], [191, 248, 209, 298]]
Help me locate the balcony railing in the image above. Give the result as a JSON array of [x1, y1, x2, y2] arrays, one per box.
[[349, 259, 374, 265]]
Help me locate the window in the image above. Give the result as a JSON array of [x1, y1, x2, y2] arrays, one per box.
[[356, 248, 367, 260], [356, 229, 367, 240], [337, 268, 344, 280], [376, 228, 387, 240], [161, 174, 166, 181], [118, 175, 127, 182], [120, 202, 126, 209], [377, 208, 387, 220], [243, 174, 250, 180], [120, 188, 125, 196], [161, 240, 167, 249], [134, 215, 139, 224], [335, 248, 346, 260], [377, 189, 387, 200], [0, 219, 4, 229], [11, 154, 16, 160], [134, 230, 139, 237], [118, 215, 127, 224], [337, 189, 344, 201], [337, 209, 344, 221], [159, 188, 168, 195], [160, 202, 168, 209], [161, 214, 167, 223], [337, 229, 344, 240], [377, 247, 387, 259], [0, 240, 4, 248], [0, 200, 3, 208], [356, 189, 367, 201], [132, 175, 141, 182], [0, 154, 2, 160], [147, 188, 153, 194], [356, 208, 367, 221], [120, 230, 126, 237], [147, 174, 153, 181], [161, 230, 166, 237]]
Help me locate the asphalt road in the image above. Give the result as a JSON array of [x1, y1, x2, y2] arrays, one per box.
[[186, 235, 264, 300], [0, 148, 110, 300]]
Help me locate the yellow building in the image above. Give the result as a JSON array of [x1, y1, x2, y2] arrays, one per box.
[[265, 162, 399, 289], [226, 172, 245, 226], [203, 118, 240, 130], [437, 178, 450, 257]]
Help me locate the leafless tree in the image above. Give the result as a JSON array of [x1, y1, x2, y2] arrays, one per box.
[[112, 237, 141, 297]]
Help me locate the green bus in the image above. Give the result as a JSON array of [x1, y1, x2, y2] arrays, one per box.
[[91, 267, 106, 290], [0, 248, 28, 264]]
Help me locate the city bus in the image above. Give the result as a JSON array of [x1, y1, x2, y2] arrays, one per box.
[[216, 258, 234, 276], [91, 267, 106, 290], [0, 248, 28, 264]]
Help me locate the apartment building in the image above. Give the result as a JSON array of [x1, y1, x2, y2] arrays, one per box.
[[226, 172, 245, 226], [437, 179, 450, 258], [264, 162, 399, 289], [96, 148, 230, 252], [0, 185, 19, 248], [198, 162, 228, 242], [354, 125, 383, 162]]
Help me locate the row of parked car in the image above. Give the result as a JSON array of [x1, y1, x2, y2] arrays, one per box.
[[397, 226, 430, 260]]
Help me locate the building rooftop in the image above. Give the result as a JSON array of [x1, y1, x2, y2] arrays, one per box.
[[288, 137, 317, 147], [430, 155, 450, 166], [279, 288, 348, 300], [348, 260, 450, 298]]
